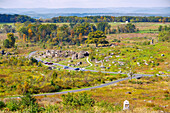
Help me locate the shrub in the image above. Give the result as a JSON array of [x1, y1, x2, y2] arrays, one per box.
[[62, 92, 95, 108], [20, 93, 37, 107], [3, 39, 10, 48], [153, 106, 161, 110], [0, 101, 5, 109], [6, 99, 20, 111], [146, 103, 155, 107]]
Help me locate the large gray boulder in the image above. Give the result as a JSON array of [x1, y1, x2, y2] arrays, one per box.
[[5, 52, 11, 56], [78, 51, 89, 59], [72, 53, 78, 60], [0, 50, 5, 55]]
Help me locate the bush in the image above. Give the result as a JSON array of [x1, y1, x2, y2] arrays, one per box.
[[6, 99, 20, 111], [62, 92, 95, 108], [146, 103, 155, 107], [20, 93, 37, 107], [3, 39, 10, 48], [0, 101, 5, 109]]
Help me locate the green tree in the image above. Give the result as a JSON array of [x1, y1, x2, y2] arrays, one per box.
[[7, 33, 15, 47], [158, 25, 163, 31], [86, 30, 108, 47], [97, 22, 111, 32], [158, 30, 170, 42], [3, 39, 10, 48]]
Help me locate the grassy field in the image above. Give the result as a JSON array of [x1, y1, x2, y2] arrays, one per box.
[[0, 23, 14, 28], [109, 22, 170, 30], [32, 76, 170, 113], [0, 22, 169, 112]]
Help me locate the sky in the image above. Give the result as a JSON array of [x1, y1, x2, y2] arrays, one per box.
[[0, 0, 170, 8]]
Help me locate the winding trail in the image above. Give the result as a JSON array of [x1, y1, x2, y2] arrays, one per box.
[[22, 51, 170, 97]]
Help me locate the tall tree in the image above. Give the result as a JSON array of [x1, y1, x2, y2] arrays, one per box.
[[86, 31, 108, 47], [7, 33, 15, 47]]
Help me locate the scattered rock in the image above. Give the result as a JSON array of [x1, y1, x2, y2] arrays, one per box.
[[165, 62, 168, 65], [159, 71, 165, 74], [77, 62, 82, 66], [72, 54, 78, 60], [100, 66, 106, 68], [106, 67, 110, 69], [0, 50, 5, 55], [126, 92, 132, 94], [68, 60, 73, 63], [148, 100, 152, 103], [5, 52, 11, 56], [95, 64, 98, 67], [118, 70, 122, 73], [48, 67, 52, 70], [133, 98, 137, 100], [110, 53, 114, 56], [161, 54, 165, 56]]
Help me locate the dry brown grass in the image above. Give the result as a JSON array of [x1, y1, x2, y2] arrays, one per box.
[[107, 33, 158, 41], [35, 76, 169, 112]]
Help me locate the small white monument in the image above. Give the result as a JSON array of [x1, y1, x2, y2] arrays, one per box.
[[123, 100, 129, 110]]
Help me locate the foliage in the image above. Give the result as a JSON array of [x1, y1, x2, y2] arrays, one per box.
[[0, 101, 5, 109], [20, 93, 37, 107], [0, 24, 16, 33], [97, 22, 111, 32], [117, 23, 136, 33], [6, 99, 20, 111], [3, 39, 10, 48], [158, 25, 170, 42], [86, 30, 108, 47], [5, 93, 41, 112], [50, 16, 170, 23], [62, 92, 95, 108], [3, 33, 15, 48], [0, 14, 36, 23]]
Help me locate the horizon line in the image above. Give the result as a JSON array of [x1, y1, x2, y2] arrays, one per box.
[[1, 6, 170, 9]]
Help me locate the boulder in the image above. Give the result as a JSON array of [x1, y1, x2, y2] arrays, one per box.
[[126, 92, 132, 94], [100, 66, 106, 68], [106, 67, 110, 69], [72, 54, 78, 60], [118, 70, 122, 73], [77, 62, 82, 66], [78, 51, 89, 59], [95, 64, 98, 67], [68, 60, 73, 63], [110, 53, 114, 56], [5, 52, 11, 56], [0, 50, 5, 55], [161, 54, 165, 56], [48, 67, 52, 70], [46, 50, 50, 53]]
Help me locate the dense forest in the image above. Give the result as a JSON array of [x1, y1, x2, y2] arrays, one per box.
[[0, 14, 170, 23], [46, 16, 170, 23], [0, 14, 36, 23], [13, 22, 136, 47]]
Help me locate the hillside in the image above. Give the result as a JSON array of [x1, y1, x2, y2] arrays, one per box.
[[0, 7, 170, 19]]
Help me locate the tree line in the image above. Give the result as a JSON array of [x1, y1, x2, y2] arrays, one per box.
[[0, 14, 170, 23], [0, 14, 36, 23], [46, 16, 170, 23], [3, 22, 137, 48], [14, 22, 136, 47]]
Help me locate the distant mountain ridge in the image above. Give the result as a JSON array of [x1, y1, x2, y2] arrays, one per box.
[[0, 7, 170, 19]]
